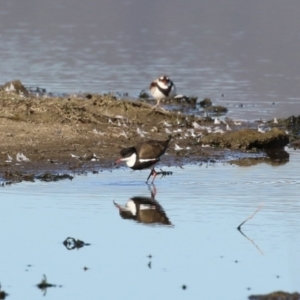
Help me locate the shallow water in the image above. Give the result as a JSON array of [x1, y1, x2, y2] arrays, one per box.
[[1, 0, 300, 120], [1, 149, 300, 299]]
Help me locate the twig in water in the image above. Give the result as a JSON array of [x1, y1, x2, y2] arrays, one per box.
[[237, 203, 264, 230], [238, 227, 264, 256]]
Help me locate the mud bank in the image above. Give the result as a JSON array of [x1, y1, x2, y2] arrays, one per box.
[[0, 84, 292, 183]]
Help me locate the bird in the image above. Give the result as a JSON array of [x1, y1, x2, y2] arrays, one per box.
[[113, 196, 172, 225], [115, 136, 172, 183], [149, 75, 176, 109]]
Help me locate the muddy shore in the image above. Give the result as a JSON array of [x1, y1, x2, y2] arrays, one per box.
[[0, 82, 296, 183]]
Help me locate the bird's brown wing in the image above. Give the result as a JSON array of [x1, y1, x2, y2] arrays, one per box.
[[137, 139, 171, 159], [150, 81, 157, 89], [132, 196, 172, 225]]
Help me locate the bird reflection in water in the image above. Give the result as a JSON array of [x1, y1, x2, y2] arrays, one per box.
[[113, 185, 172, 226]]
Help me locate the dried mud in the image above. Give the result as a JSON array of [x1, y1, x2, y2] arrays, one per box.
[[0, 86, 293, 183]]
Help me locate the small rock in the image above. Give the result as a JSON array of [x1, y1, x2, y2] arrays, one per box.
[[199, 98, 212, 108]]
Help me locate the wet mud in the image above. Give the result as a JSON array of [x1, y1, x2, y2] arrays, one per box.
[[249, 290, 300, 300], [0, 80, 296, 183]]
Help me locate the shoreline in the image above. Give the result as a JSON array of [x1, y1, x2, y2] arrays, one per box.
[[0, 88, 294, 184]]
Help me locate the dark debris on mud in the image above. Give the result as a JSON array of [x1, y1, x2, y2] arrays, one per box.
[[1, 171, 74, 185]]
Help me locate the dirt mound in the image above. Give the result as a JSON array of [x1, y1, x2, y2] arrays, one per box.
[[0, 85, 291, 183]]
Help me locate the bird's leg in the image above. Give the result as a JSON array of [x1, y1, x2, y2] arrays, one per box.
[[156, 169, 173, 178], [146, 169, 153, 184], [152, 99, 161, 109], [148, 184, 157, 199], [151, 169, 158, 184], [146, 168, 157, 184], [153, 101, 169, 113], [153, 105, 168, 113], [146, 168, 172, 183]]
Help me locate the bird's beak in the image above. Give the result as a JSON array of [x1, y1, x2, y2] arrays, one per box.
[[113, 201, 125, 211], [114, 158, 121, 165], [113, 201, 120, 209]]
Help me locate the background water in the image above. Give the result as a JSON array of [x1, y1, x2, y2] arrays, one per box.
[[1, 149, 300, 299], [1, 0, 300, 120]]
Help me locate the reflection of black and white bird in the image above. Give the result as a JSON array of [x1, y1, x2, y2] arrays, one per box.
[[113, 196, 172, 225], [150, 75, 176, 109], [115, 136, 172, 183]]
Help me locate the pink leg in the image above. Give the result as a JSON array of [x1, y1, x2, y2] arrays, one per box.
[[148, 184, 157, 199], [152, 99, 160, 109], [146, 168, 157, 184], [151, 169, 158, 184]]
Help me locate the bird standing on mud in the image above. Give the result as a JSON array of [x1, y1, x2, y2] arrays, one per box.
[[115, 136, 172, 183], [150, 75, 176, 109]]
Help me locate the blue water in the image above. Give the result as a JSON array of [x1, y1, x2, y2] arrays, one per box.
[[1, 0, 300, 120], [1, 149, 300, 299]]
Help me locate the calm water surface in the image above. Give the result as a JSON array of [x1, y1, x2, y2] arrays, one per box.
[[1, 0, 300, 120], [1, 149, 300, 299]]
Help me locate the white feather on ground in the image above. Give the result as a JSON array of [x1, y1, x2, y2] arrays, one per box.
[[6, 154, 13, 163], [16, 152, 30, 162], [165, 128, 172, 134], [174, 144, 183, 151], [137, 127, 146, 137], [192, 122, 202, 129], [119, 130, 128, 138], [214, 118, 221, 125], [93, 128, 105, 135]]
